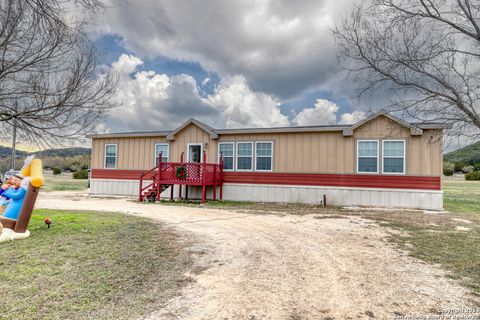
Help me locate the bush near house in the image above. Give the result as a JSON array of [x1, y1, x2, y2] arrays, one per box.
[[73, 169, 88, 179], [465, 171, 480, 181], [454, 162, 466, 172], [443, 162, 455, 176], [462, 165, 475, 174], [474, 162, 480, 171]]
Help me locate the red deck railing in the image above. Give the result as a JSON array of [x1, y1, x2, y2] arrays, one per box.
[[139, 151, 224, 203]]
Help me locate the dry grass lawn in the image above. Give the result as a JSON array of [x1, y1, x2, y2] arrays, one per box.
[[0, 210, 191, 320]]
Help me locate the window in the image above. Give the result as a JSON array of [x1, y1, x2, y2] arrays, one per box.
[[236, 142, 253, 171], [104, 144, 117, 169], [154, 143, 169, 165], [382, 140, 405, 174], [218, 142, 234, 171], [255, 141, 273, 171], [357, 140, 378, 173]]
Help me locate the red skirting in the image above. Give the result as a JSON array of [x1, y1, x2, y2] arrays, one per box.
[[91, 169, 441, 190]]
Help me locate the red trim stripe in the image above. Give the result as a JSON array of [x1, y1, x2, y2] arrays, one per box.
[[92, 169, 144, 180], [223, 172, 440, 190], [91, 169, 441, 190]]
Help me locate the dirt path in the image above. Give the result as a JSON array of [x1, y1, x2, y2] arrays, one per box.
[[37, 192, 477, 319]]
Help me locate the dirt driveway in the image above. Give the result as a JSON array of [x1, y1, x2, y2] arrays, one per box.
[[37, 192, 477, 319]]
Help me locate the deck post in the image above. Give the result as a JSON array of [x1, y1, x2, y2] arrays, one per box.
[[219, 156, 224, 201], [179, 152, 184, 199], [139, 172, 144, 202], [157, 152, 162, 200], [185, 186, 189, 200], [213, 162, 217, 201], [201, 152, 207, 203], [170, 184, 174, 201]]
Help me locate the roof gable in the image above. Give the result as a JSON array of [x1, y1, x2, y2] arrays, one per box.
[[342, 110, 423, 136], [166, 118, 219, 141]]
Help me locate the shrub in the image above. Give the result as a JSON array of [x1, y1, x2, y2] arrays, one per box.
[[462, 165, 474, 174], [52, 167, 61, 175], [73, 169, 88, 179], [465, 171, 480, 181], [454, 162, 466, 172], [443, 162, 455, 176], [474, 162, 480, 171]]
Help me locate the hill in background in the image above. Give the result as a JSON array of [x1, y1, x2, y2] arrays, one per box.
[[33, 147, 91, 158], [444, 142, 480, 165], [0, 147, 90, 159], [0, 146, 27, 158], [0, 147, 91, 172]]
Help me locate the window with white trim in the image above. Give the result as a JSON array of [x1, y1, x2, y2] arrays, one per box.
[[382, 140, 405, 174], [104, 144, 117, 169], [255, 141, 273, 171], [218, 142, 234, 171], [236, 142, 253, 170], [357, 140, 378, 173], [154, 143, 169, 165]]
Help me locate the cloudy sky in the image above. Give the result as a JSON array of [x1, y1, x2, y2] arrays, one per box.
[[88, 0, 371, 133]]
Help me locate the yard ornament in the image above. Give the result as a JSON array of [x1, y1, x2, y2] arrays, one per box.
[[0, 156, 44, 243]]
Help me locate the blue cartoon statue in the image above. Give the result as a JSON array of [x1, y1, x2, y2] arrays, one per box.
[[0, 156, 44, 242], [1, 174, 27, 220]]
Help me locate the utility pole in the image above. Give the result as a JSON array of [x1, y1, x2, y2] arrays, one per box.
[[11, 101, 17, 171]]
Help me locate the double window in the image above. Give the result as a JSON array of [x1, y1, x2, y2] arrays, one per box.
[[154, 143, 169, 165], [218, 141, 273, 171], [357, 139, 405, 174], [104, 144, 117, 169]]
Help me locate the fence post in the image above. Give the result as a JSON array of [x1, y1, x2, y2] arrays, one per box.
[[179, 152, 184, 199]]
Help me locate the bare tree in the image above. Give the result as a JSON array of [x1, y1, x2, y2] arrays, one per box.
[[333, 0, 480, 138], [0, 0, 116, 150]]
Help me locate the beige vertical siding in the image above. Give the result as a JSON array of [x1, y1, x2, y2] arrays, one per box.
[[352, 115, 442, 176], [91, 115, 443, 176], [217, 131, 355, 174], [169, 123, 217, 163], [91, 136, 168, 170]]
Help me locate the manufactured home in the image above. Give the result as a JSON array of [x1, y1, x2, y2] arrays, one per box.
[[88, 111, 449, 210]]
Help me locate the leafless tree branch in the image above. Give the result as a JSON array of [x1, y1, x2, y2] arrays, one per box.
[[0, 0, 117, 147], [333, 0, 480, 139]]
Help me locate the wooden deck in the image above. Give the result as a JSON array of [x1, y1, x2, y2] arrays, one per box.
[[139, 152, 223, 203]]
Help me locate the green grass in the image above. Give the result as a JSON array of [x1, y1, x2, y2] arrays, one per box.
[[43, 173, 88, 192], [0, 210, 191, 320], [361, 179, 480, 296], [444, 179, 480, 219]]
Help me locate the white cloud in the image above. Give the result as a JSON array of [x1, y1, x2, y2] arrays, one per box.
[[207, 76, 289, 128], [89, 0, 353, 99], [292, 99, 338, 126], [339, 111, 366, 124], [107, 54, 290, 131], [111, 54, 143, 75], [106, 55, 366, 132]]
